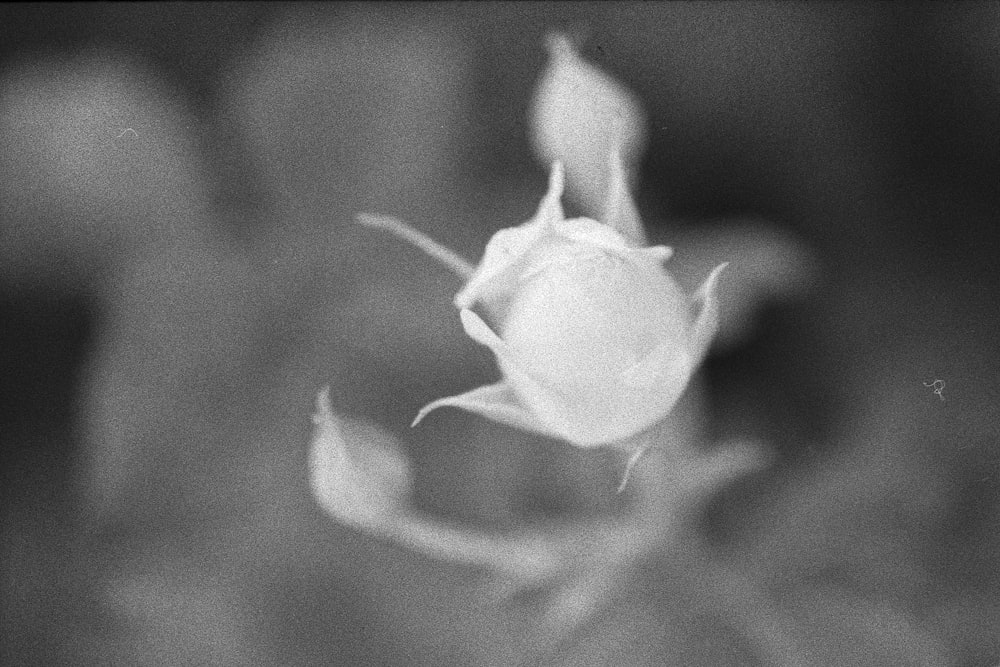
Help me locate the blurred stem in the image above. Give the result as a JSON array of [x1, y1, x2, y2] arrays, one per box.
[[520, 439, 807, 666]]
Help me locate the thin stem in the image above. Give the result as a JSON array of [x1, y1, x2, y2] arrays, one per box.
[[356, 213, 475, 279]]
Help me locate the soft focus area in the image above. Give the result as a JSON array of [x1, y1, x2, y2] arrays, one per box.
[[2, 4, 999, 666]]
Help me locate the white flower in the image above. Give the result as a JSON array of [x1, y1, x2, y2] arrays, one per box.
[[354, 35, 725, 484], [406, 156, 725, 450]]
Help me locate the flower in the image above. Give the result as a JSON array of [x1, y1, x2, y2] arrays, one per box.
[[407, 154, 726, 451]]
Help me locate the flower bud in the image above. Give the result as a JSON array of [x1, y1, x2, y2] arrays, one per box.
[[415, 159, 725, 449]]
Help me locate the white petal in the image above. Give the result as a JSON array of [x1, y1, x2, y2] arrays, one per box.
[[411, 382, 555, 437], [688, 262, 728, 362], [634, 245, 674, 263], [619, 263, 726, 391], [529, 33, 647, 218], [552, 216, 633, 254], [454, 162, 566, 312], [457, 308, 578, 440], [619, 340, 692, 390], [454, 226, 550, 311], [601, 150, 647, 247], [459, 307, 510, 351]]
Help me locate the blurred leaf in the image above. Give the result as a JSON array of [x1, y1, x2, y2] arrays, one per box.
[[780, 586, 952, 667], [105, 569, 259, 667]]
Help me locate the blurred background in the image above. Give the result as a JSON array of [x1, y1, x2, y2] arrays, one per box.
[[2, 3, 998, 665]]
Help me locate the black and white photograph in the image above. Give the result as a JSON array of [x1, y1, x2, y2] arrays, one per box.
[[2, 3, 999, 665]]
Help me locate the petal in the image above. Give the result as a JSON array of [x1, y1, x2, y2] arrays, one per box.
[[459, 306, 511, 351], [633, 245, 674, 263], [688, 262, 728, 362], [453, 226, 537, 310], [455, 162, 566, 311], [618, 263, 727, 389], [552, 216, 633, 254], [454, 167, 565, 311], [666, 223, 816, 350], [601, 150, 647, 247], [456, 308, 578, 439], [619, 340, 693, 390], [411, 381, 556, 437]]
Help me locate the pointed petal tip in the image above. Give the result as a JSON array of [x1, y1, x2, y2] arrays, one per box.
[[687, 262, 730, 361], [459, 308, 505, 350], [701, 262, 729, 295], [544, 32, 575, 58], [411, 405, 432, 428], [354, 212, 379, 228], [412, 393, 463, 427]]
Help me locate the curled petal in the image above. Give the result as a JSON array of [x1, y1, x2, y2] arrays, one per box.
[[454, 163, 565, 311], [668, 223, 816, 350], [413, 308, 579, 441], [459, 306, 510, 351], [411, 381, 556, 438], [458, 309, 576, 438], [688, 262, 729, 362]]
